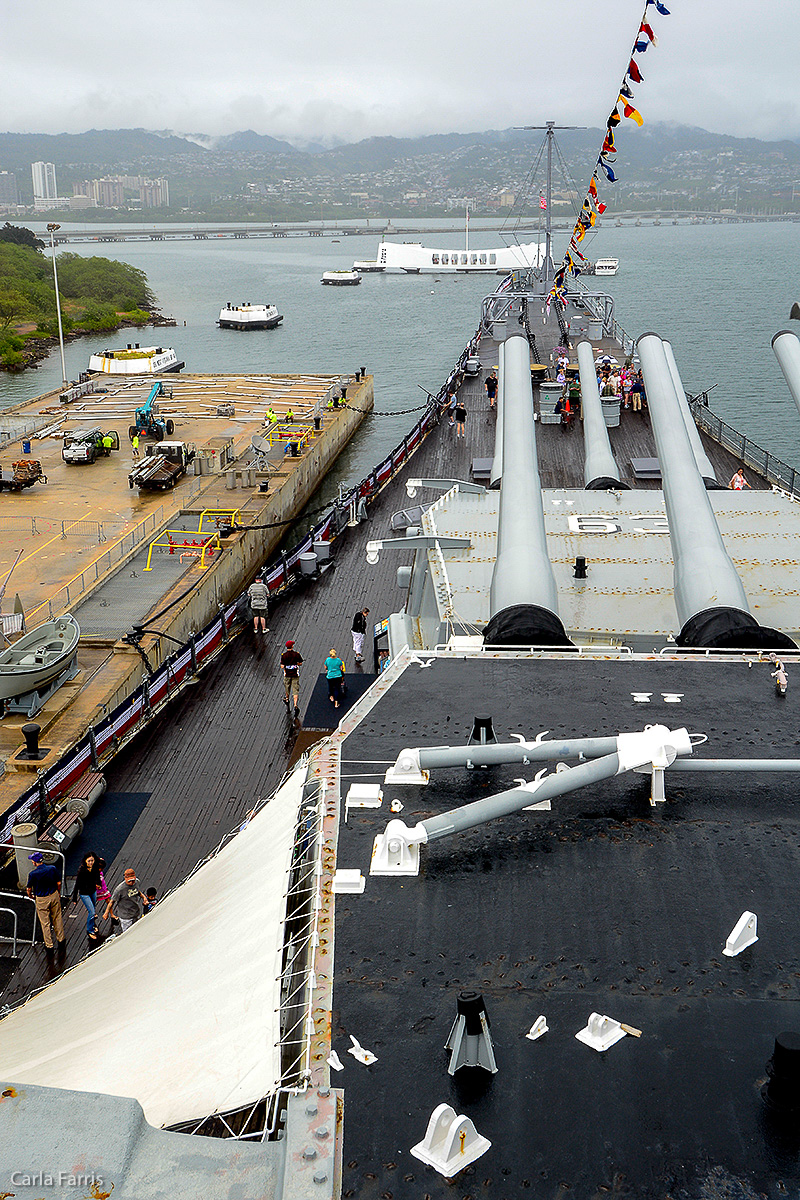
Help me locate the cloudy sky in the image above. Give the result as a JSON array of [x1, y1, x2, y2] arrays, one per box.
[[5, 0, 799, 145]]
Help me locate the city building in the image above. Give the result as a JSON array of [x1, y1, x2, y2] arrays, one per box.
[[31, 161, 70, 211], [0, 171, 19, 205], [32, 161, 57, 201], [72, 174, 170, 209]]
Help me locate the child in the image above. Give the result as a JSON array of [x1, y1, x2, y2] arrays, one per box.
[[143, 887, 158, 914]]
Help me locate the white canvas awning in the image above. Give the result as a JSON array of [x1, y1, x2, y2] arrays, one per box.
[[0, 763, 308, 1128]]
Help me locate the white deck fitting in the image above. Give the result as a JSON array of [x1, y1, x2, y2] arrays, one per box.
[[526, 1016, 549, 1041], [345, 783, 383, 822], [575, 1013, 628, 1052], [347, 1036, 377, 1066], [332, 869, 366, 894], [411, 1104, 492, 1176], [723, 911, 759, 956]]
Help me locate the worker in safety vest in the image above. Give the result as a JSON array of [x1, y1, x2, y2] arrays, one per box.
[[132, 434, 140, 459], [326, 398, 335, 410], [102, 434, 113, 454], [267, 408, 277, 425], [286, 408, 294, 423]]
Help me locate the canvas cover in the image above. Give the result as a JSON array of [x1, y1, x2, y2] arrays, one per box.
[[0, 764, 307, 1128]]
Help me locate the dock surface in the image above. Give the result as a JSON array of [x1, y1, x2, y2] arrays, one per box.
[[0, 370, 373, 813]]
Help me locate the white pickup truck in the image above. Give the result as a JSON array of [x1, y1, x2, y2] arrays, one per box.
[[62, 427, 119, 465]]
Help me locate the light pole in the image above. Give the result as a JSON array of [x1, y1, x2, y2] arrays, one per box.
[[47, 222, 68, 389]]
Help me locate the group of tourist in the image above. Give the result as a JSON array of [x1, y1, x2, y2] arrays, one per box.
[[275, 606, 372, 718], [595, 355, 647, 411], [27, 849, 157, 963]]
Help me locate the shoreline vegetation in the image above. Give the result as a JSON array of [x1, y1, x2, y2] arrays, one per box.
[[0, 223, 173, 374]]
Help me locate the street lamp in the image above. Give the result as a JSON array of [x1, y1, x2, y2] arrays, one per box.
[[46, 222, 68, 390]]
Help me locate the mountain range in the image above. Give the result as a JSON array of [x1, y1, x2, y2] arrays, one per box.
[[2, 124, 800, 175]]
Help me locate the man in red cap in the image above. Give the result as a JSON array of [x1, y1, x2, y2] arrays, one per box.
[[280, 640, 304, 717]]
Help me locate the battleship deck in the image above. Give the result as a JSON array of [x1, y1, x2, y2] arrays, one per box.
[[0, 370, 373, 813], [0, 326, 768, 1011], [334, 654, 800, 1199]]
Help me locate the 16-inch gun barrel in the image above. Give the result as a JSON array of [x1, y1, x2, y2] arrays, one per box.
[[638, 332, 794, 650], [484, 333, 572, 647], [577, 340, 623, 490]]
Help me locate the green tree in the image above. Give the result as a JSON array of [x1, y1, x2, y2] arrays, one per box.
[[55, 254, 155, 310], [0, 288, 30, 330], [0, 222, 44, 251]]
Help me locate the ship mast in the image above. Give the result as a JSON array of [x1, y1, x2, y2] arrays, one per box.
[[520, 121, 577, 290]]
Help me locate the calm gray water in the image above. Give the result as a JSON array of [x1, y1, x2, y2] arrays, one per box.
[[3, 221, 800, 481]]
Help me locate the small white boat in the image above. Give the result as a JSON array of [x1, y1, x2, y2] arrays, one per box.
[[218, 302, 283, 330], [321, 270, 362, 286], [0, 614, 80, 702], [88, 345, 184, 375], [592, 257, 619, 277]]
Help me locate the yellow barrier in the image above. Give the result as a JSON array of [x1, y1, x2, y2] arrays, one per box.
[[143, 530, 221, 571], [268, 425, 316, 451], [197, 508, 240, 534]]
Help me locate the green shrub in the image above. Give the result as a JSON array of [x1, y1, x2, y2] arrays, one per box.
[[0, 332, 26, 368], [77, 302, 120, 332]]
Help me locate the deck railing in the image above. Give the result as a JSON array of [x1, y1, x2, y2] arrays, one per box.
[[689, 397, 800, 497]]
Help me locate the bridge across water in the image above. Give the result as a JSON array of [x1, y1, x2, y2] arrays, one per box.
[[46, 211, 799, 245]]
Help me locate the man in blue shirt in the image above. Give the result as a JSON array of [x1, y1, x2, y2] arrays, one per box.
[[26, 851, 65, 960]]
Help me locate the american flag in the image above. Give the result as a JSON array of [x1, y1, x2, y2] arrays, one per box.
[[539, 196, 547, 210]]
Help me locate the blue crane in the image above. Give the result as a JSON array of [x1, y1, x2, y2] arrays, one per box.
[[129, 382, 175, 442]]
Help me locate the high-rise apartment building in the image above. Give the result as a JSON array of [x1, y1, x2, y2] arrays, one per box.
[[31, 161, 57, 201], [0, 171, 19, 205]]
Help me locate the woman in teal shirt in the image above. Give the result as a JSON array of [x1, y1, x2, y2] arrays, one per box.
[[325, 648, 345, 708]]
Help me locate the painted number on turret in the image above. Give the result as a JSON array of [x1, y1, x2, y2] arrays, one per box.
[[567, 514, 670, 534]]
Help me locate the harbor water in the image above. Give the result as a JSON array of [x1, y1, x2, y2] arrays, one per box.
[[2, 220, 800, 486]]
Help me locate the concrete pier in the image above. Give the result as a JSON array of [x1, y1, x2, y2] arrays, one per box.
[[0, 370, 372, 812]]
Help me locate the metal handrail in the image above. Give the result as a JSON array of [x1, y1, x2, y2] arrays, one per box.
[[689, 398, 800, 498], [0, 891, 37, 954], [0, 908, 18, 957]]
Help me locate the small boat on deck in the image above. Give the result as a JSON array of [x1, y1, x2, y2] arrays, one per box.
[[217, 302, 283, 330], [0, 614, 80, 702], [321, 269, 362, 286]]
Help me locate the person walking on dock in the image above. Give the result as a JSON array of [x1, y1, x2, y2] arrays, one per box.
[[248, 576, 270, 634], [104, 867, 147, 933], [325, 648, 346, 709], [26, 852, 65, 961], [131, 433, 140, 459], [351, 608, 370, 663], [281, 640, 304, 717], [485, 372, 498, 409]]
